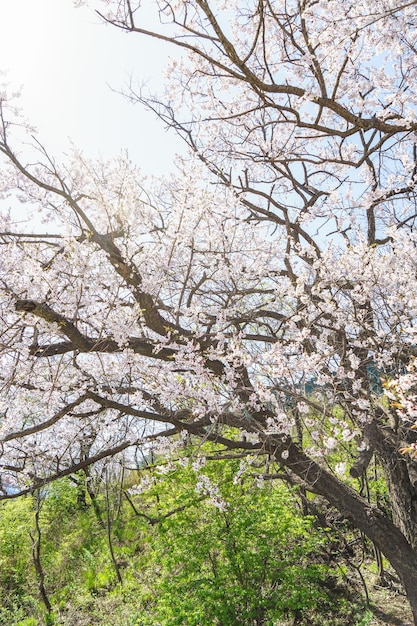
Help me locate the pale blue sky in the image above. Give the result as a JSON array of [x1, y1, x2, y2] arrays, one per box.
[[0, 0, 182, 173]]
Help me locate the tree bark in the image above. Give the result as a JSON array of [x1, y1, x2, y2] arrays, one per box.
[[279, 440, 417, 625], [31, 494, 52, 615]]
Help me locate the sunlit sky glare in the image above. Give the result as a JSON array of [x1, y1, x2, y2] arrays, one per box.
[[0, 0, 182, 176]]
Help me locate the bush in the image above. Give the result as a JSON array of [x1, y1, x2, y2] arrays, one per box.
[[128, 460, 343, 625]]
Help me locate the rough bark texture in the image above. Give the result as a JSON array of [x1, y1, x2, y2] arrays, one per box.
[[377, 441, 417, 551], [280, 440, 417, 624]]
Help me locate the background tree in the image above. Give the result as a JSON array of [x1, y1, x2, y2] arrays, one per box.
[[2, 0, 417, 620]]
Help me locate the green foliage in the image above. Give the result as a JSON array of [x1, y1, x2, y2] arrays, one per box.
[[126, 458, 350, 625], [0, 459, 376, 625], [0, 497, 33, 594]]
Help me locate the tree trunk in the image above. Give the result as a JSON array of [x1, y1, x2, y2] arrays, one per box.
[[279, 440, 417, 624], [31, 494, 52, 615], [377, 438, 417, 549]]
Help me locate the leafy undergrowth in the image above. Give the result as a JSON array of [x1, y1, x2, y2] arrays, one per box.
[[0, 464, 413, 626]]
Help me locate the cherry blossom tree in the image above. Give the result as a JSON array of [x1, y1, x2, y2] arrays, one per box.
[[2, 0, 417, 619]]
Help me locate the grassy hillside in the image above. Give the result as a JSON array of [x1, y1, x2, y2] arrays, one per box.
[[0, 456, 411, 625]]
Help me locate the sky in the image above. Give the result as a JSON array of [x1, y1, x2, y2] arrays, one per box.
[[0, 0, 182, 174]]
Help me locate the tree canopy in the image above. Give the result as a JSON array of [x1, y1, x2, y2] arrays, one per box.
[[2, 0, 417, 620]]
